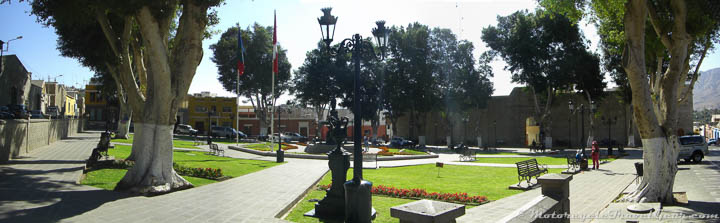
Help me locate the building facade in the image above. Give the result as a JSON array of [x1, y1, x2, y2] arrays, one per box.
[[84, 82, 118, 129], [0, 55, 31, 107], [28, 80, 46, 113], [187, 93, 238, 134]]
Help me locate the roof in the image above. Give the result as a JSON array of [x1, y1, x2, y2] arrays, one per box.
[[31, 80, 44, 87]]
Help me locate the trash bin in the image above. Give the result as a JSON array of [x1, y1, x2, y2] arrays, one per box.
[[277, 149, 284, 163], [608, 146, 613, 156], [634, 162, 643, 176]]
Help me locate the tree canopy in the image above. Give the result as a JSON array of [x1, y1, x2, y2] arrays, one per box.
[[210, 23, 292, 134], [482, 10, 604, 136]]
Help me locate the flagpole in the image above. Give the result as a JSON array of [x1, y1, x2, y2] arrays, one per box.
[[237, 79, 240, 146], [271, 67, 275, 152]]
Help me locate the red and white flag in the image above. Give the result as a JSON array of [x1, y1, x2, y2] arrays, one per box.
[[272, 10, 278, 74]]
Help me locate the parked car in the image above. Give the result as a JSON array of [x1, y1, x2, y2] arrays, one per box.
[[30, 110, 46, 119], [678, 135, 710, 163], [211, 126, 243, 139], [8, 104, 29, 119], [282, 132, 307, 142], [0, 106, 13, 119], [708, 138, 717, 146], [175, 124, 198, 135], [390, 136, 415, 148], [46, 106, 60, 118]]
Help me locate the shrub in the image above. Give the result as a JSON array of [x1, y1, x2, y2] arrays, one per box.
[[173, 163, 223, 180], [316, 183, 488, 205]]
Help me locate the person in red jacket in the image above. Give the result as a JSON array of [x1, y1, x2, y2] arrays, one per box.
[[591, 140, 600, 170]]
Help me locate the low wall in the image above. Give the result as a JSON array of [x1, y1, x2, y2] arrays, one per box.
[[0, 118, 81, 163], [502, 174, 573, 223]]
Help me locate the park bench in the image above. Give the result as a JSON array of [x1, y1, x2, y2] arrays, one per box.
[[193, 135, 203, 146], [458, 149, 476, 161], [209, 143, 224, 156], [566, 154, 579, 170], [89, 132, 114, 162], [515, 158, 548, 185], [363, 153, 378, 169]]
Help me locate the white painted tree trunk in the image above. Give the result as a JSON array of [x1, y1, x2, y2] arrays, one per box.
[[622, 137, 678, 203], [115, 104, 132, 139], [115, 123, 191, 193]]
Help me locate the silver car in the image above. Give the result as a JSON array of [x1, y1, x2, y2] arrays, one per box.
[[678, 135, 709, 163]]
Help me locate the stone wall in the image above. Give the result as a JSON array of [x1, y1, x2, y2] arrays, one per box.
[[0, 119, 80, 162], [392, 88, 693, 148]]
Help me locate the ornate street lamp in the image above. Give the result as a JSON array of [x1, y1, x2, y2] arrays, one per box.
[[311, 7, 389, 222], [569, 100, 595, 154], [0, 36, 23, 74]]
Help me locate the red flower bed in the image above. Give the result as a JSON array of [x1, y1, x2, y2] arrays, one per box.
[[280, 143, 298, 150], [317, 183, 487, 205]]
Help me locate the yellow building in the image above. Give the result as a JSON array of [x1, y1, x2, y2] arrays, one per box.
[[64, 95, 76, 117], [187, 92, 238, 134]]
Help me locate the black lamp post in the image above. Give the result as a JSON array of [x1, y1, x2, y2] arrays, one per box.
[[493, 120, 497, 148], [601, 116, 617, 154], [569, 100, 595, 154], [316, 7, 388, 222]]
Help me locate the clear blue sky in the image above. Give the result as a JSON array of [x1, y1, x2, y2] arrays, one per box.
[[2, 0, 719, 104]]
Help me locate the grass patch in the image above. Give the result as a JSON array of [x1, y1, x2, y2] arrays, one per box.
[[82, 169, 217, 190], [473, 157, 616, 165], [82, 145, 282, 190], [111, 134, 203, 149], [285, 190, 416, 223], [316, 164, 563, 201], [286, 164, 564, 223]]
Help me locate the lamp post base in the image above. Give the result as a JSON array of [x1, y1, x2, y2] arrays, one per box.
[[344, 178, 375, 223]]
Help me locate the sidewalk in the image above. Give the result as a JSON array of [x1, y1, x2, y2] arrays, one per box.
[[457, 152, 641, 223], [0, 132, 329, 223]]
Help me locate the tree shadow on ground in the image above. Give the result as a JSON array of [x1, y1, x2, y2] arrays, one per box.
[[0, 170, 132, 222]]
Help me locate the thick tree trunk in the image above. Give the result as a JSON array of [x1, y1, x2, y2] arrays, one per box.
[[115, 122, 191, 193], [623, 137, 678, 203], [115, 100, 132, 139], [621, 0, 690, 203]]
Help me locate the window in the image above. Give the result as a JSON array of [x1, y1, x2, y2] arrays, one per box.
[[222, 107, 231, 112], [195, 106, 207, 113]]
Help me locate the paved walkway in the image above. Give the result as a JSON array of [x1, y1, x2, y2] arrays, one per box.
[[457, 152, 641, 223], [5, 134, 714, 223], [0, 132, 329, 223]]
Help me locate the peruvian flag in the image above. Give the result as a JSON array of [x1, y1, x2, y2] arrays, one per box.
[[237, 27, 245, 76], [272, 10, 278, 74]]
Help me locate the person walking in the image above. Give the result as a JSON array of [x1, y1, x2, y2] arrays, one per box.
[[591, 140, 600, 170]]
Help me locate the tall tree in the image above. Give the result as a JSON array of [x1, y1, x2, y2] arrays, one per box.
[[431, 28, 494, 143], [540, 0, 720, 203], [23, 0, 136, 139], [211, 24, 292, 136], [30, 0, 223, 194], [386, 23, 438, 139], [291, 42, 345, 139], [482, 10, 604, 143]]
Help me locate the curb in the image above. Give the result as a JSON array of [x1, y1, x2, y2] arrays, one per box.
[[227, 146, 439, 161]]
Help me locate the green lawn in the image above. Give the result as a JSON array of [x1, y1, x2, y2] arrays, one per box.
[[82, 169, 217, 190], [473, 157, 616, 165], [81, 145, 282, 190], [173, 134, 251, 145], [286, 164, 564, 223], [111, 134, 203, 149]]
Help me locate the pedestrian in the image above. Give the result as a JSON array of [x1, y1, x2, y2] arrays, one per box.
[[591, 140, 600, 170], [363, 136, 369, 153]]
